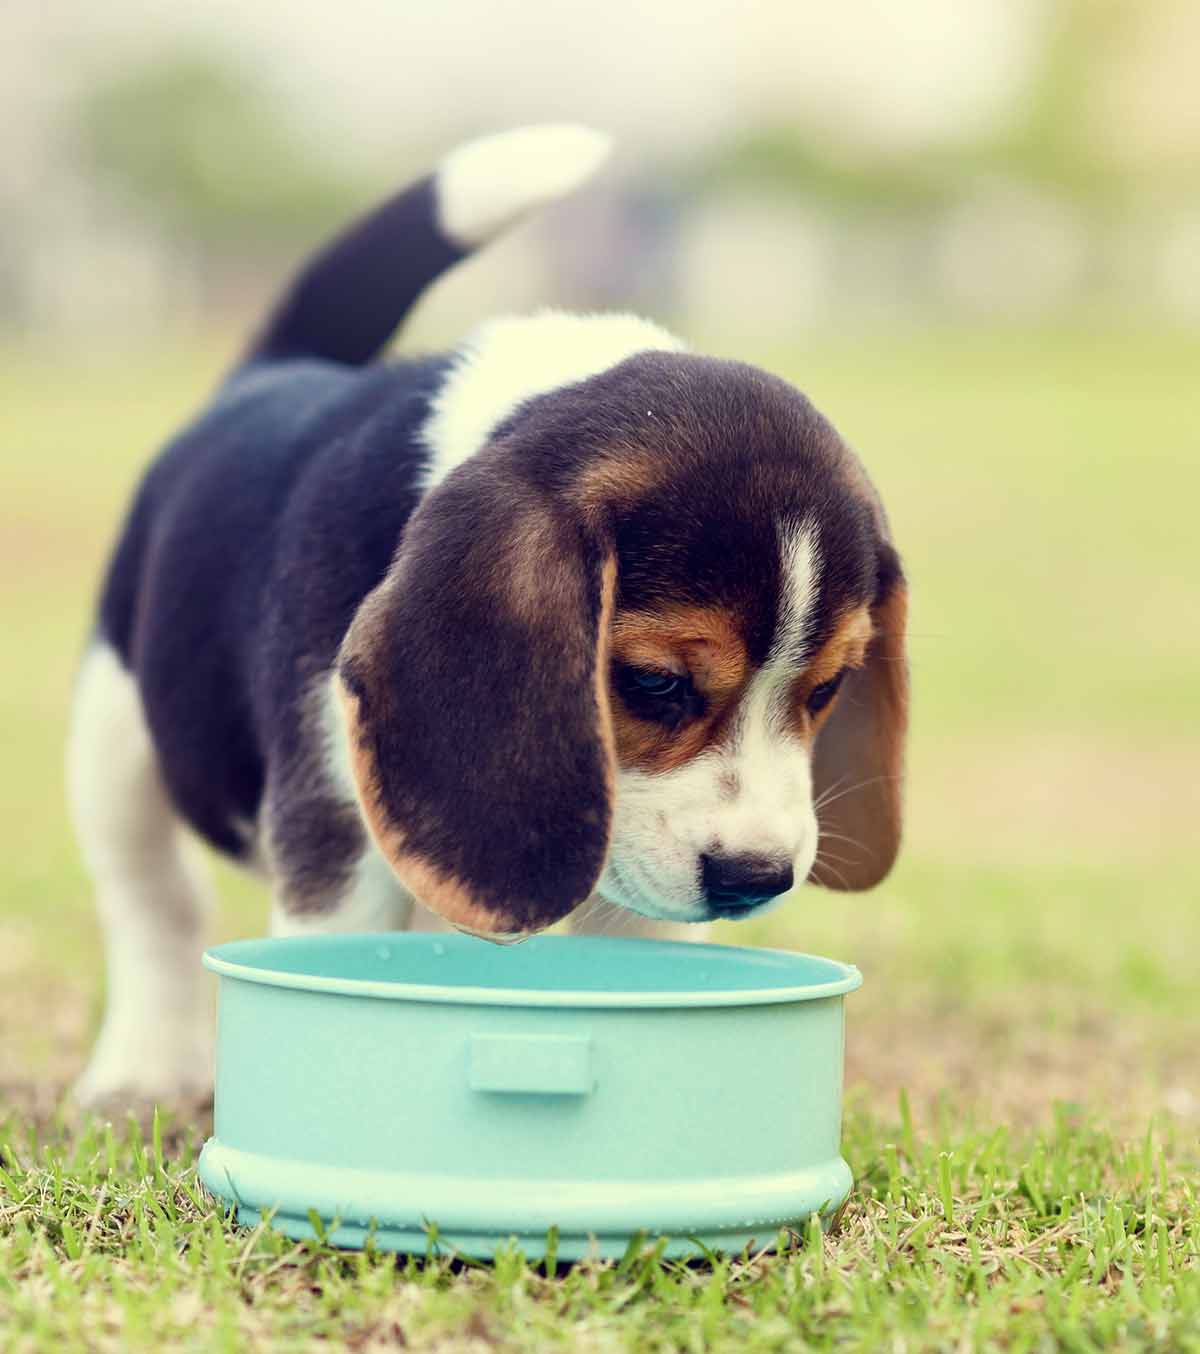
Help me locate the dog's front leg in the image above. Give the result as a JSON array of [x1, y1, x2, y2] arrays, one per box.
[[268, 838, 416, 939]]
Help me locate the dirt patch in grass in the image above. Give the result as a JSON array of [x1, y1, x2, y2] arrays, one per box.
[[845, 998, 1198, 1133]]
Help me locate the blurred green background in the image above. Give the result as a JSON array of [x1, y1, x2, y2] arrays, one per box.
[[2, 0, 1197, 1127]]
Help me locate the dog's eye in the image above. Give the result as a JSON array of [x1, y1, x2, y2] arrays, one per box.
[[806, 670, 847, 716], [614, 664, 697, 726], [630, 669, 683, 699]]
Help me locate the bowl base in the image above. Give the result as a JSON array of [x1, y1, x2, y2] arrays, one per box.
[[231, 1204, 838, 1260], [200, 1137, 853, 1261]]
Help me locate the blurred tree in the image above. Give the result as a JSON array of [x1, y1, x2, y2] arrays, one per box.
[[986, 0, 1147, 204], [698, 0, 1199, 213], [73, 50, 364, 256]]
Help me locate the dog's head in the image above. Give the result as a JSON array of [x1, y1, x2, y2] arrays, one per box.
[[337, 324, 907, 936]]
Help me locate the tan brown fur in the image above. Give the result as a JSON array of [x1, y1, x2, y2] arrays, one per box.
[[488, 508, 577, 626], [786, 603, 875, 742], [807, 586, 909, 890], [573, 442, 673, 516], [609, 603, 751, 772], [592, 554, 619, 806]]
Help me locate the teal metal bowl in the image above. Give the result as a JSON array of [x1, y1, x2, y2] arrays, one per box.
[[198, 933, 861, 1260]]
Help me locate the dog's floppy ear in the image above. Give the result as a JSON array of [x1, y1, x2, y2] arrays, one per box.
[[808, 549, 908, 891], [335, 453, 617, 936]]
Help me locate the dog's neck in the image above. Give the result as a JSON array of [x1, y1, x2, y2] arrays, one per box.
[[420, 309, 685, 488]]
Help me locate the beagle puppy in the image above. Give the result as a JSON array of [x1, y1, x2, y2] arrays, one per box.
[[68, 125, 908, 1105]]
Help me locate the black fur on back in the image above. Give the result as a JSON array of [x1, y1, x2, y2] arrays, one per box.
[[97, 356, 452, 858], [95, 165, 475, 859]]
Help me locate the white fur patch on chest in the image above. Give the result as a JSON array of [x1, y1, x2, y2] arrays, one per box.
[[420, 309, 686, 489]]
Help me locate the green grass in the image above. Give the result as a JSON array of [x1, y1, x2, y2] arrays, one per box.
[[2, 1104, 1197, 1351], [2, 322, 1199, 1349]]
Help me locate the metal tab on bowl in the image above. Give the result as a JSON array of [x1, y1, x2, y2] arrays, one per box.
[[468, 1032, 594, 1096]]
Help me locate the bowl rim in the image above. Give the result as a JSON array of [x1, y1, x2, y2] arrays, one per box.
[[202, 933, 863, 1009]]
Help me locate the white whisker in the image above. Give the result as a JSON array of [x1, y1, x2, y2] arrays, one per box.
[[812, 774, 851, 814], [816, 828, 872, 859], [812, 854, 852, 890], [812, 772, 901, 815]]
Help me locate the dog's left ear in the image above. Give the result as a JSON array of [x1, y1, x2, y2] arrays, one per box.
[[808, 547, 909, 891], [335, 452, 617, 937]]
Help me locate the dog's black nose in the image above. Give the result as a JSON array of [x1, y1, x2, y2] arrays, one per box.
[[700, 854, 795, 914]]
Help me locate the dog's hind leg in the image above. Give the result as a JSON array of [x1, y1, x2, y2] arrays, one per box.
[[68, 643, 215, 1107]]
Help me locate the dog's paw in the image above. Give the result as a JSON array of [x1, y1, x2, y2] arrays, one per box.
[[73, 1070, 215, 1117], [72, 1028, 214, 1114]]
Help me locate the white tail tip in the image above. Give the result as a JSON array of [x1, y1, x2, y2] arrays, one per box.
[[436, 123, 613, 249]]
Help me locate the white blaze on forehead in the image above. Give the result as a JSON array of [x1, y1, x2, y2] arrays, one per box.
[[709, 519, 824, 857], [421, 309, 686, 489], [726, 518, 821, 761], [772, 520, 822, 667]]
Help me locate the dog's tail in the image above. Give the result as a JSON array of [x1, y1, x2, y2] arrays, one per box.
[[240, 124, 612, 368]]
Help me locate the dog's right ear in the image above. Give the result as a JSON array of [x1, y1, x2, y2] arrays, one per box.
[[335, 452, 617, 937]]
